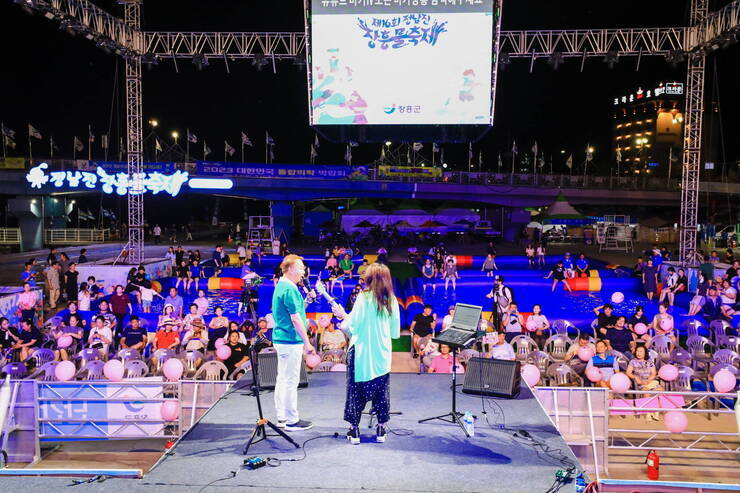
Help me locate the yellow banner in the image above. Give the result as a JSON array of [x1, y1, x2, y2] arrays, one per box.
[[0, 157, 26, 169], [378, 165, 441, 178]]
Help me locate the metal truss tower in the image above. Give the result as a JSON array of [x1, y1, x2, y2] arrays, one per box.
[[679, 0, 708, 265], [122, 0, 144, 264]]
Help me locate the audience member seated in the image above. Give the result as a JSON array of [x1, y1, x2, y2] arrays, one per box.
[[223, 330, 250, 374], [51, 314, 84, 361], [155, 318, 180, 350], [251, 317, 272, 353], [182, 320, 208, 351], [95, 300, 118, 336], [487, 331, 515, 360], [120, 315, 147, 352], [441, 306, 455, 332], [88, 315, 113, 357], [626, 346, 662, 392], [587, 340, 620, 388], [687, 274, 710, 316], [427, 344, 463, 374], [593, 304, 616, 333], [182, 303, 204, 333], [319, 320, 347, 351], [651, 303, 676, 344], [165, 287, 185, 318], [63, 301, 87, 328], [410, 304, 436, 357], [0, 317, 18, 352], [207, 306, 229, 353], [11, 319, 42, 361], [702, 286, 724, 322], [526, 303, 549, 349], [158, 304, 182, 333], [604, 316, 635, 358], [564, 333, 596, 376], [719, 279, 737, 318], [194, 289, 209, 316]]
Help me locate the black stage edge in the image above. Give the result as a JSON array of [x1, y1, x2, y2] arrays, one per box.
[[143, 373, 585, 493]]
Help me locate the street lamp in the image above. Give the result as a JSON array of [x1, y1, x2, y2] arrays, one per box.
[[171, 131, 179, 143], [148, 119, 159, 128], [385, 141, 392, 147], [587, 146, 595, 153]]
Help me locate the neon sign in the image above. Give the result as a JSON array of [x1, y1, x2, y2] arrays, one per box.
[[613, 82, 684, 105], [26, 163, 190, 197]]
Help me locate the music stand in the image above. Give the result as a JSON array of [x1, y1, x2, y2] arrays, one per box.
[[418, 344, 471, 437], [242, 347, 300, 455]]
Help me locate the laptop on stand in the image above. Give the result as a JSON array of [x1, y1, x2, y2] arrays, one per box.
[[432, 303, 482, 349]]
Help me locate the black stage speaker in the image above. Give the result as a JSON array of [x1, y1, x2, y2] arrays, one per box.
[[462, 357, 521, 398], [254, 351, 309, 390]]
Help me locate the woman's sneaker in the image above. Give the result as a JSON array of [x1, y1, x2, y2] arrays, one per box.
[[285, 420, 313, 432], [375, 424, 387, 443], [347, 426, 360, 445]]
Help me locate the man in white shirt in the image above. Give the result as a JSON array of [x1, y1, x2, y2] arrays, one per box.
[[488, 331, 515, 360], [719, 279, 737, 317]]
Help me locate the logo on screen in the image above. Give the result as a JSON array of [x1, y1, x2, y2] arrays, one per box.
[[383, 105, 397, 114]]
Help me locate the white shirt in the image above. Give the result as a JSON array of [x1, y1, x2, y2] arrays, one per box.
[[153, 226, 161, 235], [490, 342, 515, 360], [265, 313, 275, 329], [140, 286, 157, 302], [721, 287, 736, 304], [78, 291, 91, 311], [193, 296, 209, 315], [237, 246, 246, 257], [442, 314, 454, 331]]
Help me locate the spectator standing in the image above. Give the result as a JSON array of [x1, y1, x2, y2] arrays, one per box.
[[64, 263, 79, 302], [17, 282, 39, 323], [44, 261, 61, 309]]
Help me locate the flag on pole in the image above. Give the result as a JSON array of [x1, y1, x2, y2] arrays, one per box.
[[101, 134, 109, 149], [497, 152, 503, 170], [345, 144, 352, 164], [468, 142, 473, 160], [406, 146, 411, 164], [314, 134, 320, 148], [4, 135, 16, 149], [225, 140, 236, 156], [349, 141, 359, 147], [531, 140, 538, 157], [539, 155, 545, 168], [1, 123, 15, 139], [203, 141, 212, 158], [413, 142, 423, 152], [74, 136, 84, 152], [266, 132, 275, 145], [479, 149, 483, 166], [241, 132, 253, 147], [187, 130, 198, 143], [28, 124, 42, 139], [616, 148, 622, 163], [88, 126, 95, 143], [512, 140, 518, 154], [155, 138, 162, 152], [566, 153, 573, 168], [50, 136, 59, 152], [310, 144, 318, 161], [380, 146, 386, 160]]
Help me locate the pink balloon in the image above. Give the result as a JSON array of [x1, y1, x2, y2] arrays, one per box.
[[162, 358, 184, 381], [160, 400, 179, 421], [521, 364, 540, 387], [578, 347, 595, 362], [609, 373, 631, 393], [330, 363, 347, 372], [664, 410, 688, 433], [660, 318, 673, 331], [216, 345, 232, 361], [611, 292, 625, 304], [214, 338, 226, 348], [305, 354, 321, 369], [586, 367, 603, 382], [633, 323, 648, 335], [54, 360, 76, 381], [525, 318, 537, 331], [658, 364, 679, 382], [713, 369, 737, 393], [103, 359, 125, 382], [57, 335, 73, 349]]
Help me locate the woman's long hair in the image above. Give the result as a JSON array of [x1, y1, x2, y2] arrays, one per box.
[[363, 263, 394, 316]]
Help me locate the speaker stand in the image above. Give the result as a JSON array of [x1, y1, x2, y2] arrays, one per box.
[[418, 346, 469, 437]]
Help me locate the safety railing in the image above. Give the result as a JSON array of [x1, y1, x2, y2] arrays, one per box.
[[0, 228, 21, 245], [44, 228, 109, 244]]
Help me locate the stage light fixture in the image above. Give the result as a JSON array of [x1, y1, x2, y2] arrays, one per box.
[[603, 51, 619, 69], [142, 53, 159, 67], [547, 51, 564, 70], [96, 39, 112, 55], [192, 54, 209, 71], [665, 49, 685, 67], [252, 55, 269, 71]]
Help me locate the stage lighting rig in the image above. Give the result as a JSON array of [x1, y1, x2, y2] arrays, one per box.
[[192, 53, 209, 70], [603, 50, 619, 69], [547, 51, 564, 70], [252, 54, 269, 71]]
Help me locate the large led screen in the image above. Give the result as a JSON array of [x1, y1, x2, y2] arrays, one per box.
[[309, 0, 495, 126]]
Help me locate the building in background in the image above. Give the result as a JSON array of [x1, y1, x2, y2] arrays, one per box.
[[613, 82, 684, 176]]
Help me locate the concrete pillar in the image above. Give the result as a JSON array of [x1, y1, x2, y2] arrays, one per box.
[[8, 197, 43, 251], [271, 201, 293, 243]]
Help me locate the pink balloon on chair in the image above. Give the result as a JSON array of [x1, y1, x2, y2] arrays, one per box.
[[214, 338, 226, 348], [578, 347, 595, 361], [609, 373, 631, 393], [57, 335, 73, 349], [660, 318, 673, 331], [713, 369, 737, 393], [610, 292, 625, 304], [160, 400, 179, 421], [330, 363, 347, 372], [586, 367, 603, 382], [305, 354, 321, 369], [162, 358, 184, 381], [664, 410, 688, 433], [521, 364, 540, 387], [658, 364, 678, 382], [216, 345, 232, 361], [54, 360, 76, 381], [103, 359, 125, 382], [633, 323, 648, 335]]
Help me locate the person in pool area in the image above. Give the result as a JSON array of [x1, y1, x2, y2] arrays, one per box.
[[642, 259, 659, 301], [544, 260, 573, 293], [421, 257, 437, 295], [536, 243, 546, 268], [575, 253, 589, 278], [525, 244, 535, 268], [481, 253, 498, 277], [562, 253, 575, 279]]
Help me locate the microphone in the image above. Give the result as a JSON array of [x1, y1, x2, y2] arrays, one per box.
[[314, 278, 339, 308]]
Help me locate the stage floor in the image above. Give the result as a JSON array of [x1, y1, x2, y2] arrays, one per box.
[[142, 372, 584, 492]]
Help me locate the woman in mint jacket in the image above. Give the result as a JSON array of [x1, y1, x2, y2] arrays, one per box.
[[332, 262, 400, 445]]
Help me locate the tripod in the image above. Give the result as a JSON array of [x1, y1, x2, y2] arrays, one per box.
[[242, 347, 300, 455], [418, 345, 470, 437]]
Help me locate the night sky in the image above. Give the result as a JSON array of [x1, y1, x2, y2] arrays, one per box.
[[1, 0, 738, 175]]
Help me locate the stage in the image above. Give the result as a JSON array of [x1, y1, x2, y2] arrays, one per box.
[[141, 372, 584, 492]]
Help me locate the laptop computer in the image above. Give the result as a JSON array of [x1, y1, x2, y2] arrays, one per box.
[[432, 303, 483, 349]]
